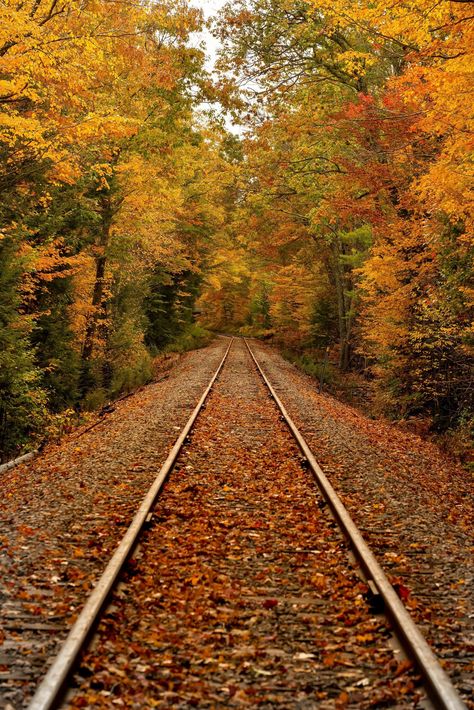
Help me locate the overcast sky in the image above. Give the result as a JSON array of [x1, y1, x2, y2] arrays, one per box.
[[192, 0, 227, 71], [192, 1, 243, 132], [198, 0, 227, 21]]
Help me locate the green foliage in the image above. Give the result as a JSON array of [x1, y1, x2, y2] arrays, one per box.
[[310, 297, 338, 348], [82, 388, 108, 413], [109, 349, 154, 398], [283, 350, 335, 388], [145, 270, 200, 351], [403, 294, 472, 427], [248, 283, 273, 330], [32, 277, 81, 412], [106, 276, 155, 397], [0, 240, 49, 459], [166, 324, 213, 354]]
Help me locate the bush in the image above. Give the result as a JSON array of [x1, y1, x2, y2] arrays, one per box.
[[435, 412, 474, 470], [239, 325, 275, 339], [0, 239, 50, 459], [166, 324, 213, 353], [284, 350, 334, 389], [82, 388, 108, 412], [109, 351, 154, 397]]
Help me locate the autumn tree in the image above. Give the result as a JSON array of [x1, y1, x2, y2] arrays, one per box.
[[209, 0, 473, 430], [1, 0, 472, 457], [0, 0, 234, 457]]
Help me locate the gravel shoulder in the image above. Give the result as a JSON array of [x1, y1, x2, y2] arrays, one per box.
[[0, 337, 230, 709], [251, 339, 473, 706]]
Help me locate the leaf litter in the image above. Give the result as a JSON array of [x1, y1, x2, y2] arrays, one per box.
[[250, 340, 473, 707], [1, 337, 470, 707], [0, 339, 230, 709], [69, 340, 424, 708]]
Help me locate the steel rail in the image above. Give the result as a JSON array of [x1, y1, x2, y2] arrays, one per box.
[[28, 338, 234, 710], [244, 338, 465, 710]]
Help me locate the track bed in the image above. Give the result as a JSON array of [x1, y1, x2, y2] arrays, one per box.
[[68, 341, 422, 708], [1, 338, 471, 709]]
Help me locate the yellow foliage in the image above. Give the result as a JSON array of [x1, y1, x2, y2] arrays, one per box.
[[0, 0, 201, 188]]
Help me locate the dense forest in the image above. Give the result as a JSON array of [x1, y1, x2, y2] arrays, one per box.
[[0, 0, 472, 461]]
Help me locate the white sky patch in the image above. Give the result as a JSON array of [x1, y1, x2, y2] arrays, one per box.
[[191, 1, 242, 133], [191, 0, 226, 71]]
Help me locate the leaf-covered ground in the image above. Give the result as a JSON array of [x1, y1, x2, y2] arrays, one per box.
[[0, 337, 471, 708], [70, 340, 423, 708], [251, 340, 473, 707], [0, 339, 230, 709]]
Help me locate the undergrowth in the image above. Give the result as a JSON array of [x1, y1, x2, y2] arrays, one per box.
[[279, 346, 473, 470], [165, 324, 213, 354], [280, 349, 335, 391], [2, 324, 214, 463]]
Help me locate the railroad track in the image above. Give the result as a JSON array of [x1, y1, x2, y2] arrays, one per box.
[[16, 338, 466, 708]]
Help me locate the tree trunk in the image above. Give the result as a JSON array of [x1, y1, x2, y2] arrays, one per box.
[[331, 236, 351, 371], [81, 196, 113, 364]]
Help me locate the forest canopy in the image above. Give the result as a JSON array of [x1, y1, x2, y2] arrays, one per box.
[[0, 0, 472, 460]]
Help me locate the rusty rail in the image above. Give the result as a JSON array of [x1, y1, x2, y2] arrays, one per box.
[[244, 338, 465, 710], [28, 338, 234, 710]]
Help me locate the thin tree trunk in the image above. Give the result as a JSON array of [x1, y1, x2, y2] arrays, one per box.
[[81, 196, 113, 363], [331, 236, 351, 371]]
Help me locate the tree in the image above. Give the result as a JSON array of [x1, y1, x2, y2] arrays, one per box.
[[0, 0, 236, 456], [210, 0, 473, 427]]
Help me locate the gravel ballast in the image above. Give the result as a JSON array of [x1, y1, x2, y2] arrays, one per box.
[[250, 339, 473, 707], [0, 338, 230, 709], [0, 336, 471, 708]]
